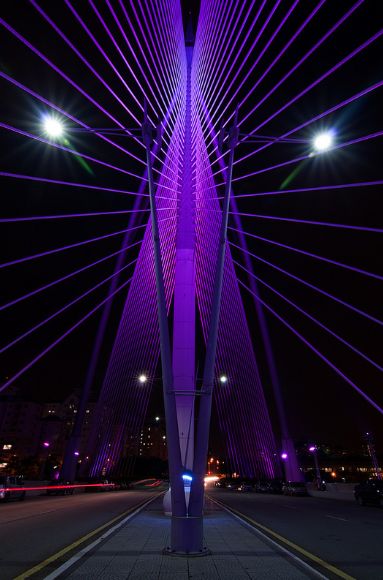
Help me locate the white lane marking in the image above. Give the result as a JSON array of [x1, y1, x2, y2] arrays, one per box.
[[43, 495, 158, 580], [213, 500, 328, 580], [325, 515, 348, 522]]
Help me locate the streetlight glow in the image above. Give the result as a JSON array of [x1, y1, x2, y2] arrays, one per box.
[[281, 452, 288, 460], [219, 374, 228, 384], [312, 130, 334, 153], [138, 374, 147, 384], [42, 115, 64, 139]]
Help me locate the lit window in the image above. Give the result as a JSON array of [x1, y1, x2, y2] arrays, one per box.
[[2, 444, 12, 450]]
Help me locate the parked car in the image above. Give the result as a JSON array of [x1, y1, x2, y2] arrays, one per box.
[[255, 479, 284, 494], [237, 482, 253, 492], [214, 480, 226, 488], [0, 475, 25, 501], [354, 479, 383, 506], [255, 480, 271, 493], [282, 481, 308, 496], [46, 480, 74, 496]]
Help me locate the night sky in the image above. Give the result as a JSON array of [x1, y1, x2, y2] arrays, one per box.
[[1, 1, 382, 453]]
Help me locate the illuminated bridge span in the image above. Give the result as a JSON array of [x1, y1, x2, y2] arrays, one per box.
[[0, 0, 382, 554]]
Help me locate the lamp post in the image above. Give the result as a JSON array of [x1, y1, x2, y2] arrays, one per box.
[[364, 432, 382, 480], [309, 445, 322, 489]]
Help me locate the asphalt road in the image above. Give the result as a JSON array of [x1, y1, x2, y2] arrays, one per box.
[[0, 489, 161, 579], [209, 488, 383, 579]]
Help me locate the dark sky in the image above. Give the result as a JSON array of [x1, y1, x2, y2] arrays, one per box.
[[0, 1, 382, 453]]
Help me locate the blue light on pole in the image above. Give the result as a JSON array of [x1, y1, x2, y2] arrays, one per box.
[[182, 471, 193, 483]]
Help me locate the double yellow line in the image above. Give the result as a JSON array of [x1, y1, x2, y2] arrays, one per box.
[[209, 496, 355, 580], [15, 494, 161, 579]]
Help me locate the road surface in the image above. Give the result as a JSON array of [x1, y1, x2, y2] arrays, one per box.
[[209, 488, 383, 579], [0, 489, 161, 579]]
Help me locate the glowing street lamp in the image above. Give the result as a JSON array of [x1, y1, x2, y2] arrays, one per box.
[[312, 130, 334, 154], [219, 374, 228, 384], [138, 374, 148, 384], [281, 452, 288, 460], [42, 115, 64, 139]]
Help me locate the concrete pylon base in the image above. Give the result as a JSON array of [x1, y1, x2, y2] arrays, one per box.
[[164, 515, 209, 556], [163, 486, 191, 516]]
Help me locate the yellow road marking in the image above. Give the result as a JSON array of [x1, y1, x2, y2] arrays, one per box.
[[209, 496, 355, 580], [14, 494, 160, 580]]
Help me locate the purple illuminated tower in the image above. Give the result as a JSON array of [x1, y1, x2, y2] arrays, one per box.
[[88, 2, 277, 487], [172, 24, 196, 471]]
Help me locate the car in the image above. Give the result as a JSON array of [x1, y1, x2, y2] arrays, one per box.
[[46, 480, 74, 495], [282, 481, 308, 496], [85, 478, 115, 492], [255, 479, 284, 494], [0, 475, 25, 501], [214, 480, 226, 488], [354, 479, 383, 506], [237, 483, 253, 492], [255, 480, 271, 493]]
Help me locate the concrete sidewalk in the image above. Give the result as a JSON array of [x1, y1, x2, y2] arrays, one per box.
[[46, 497, 325, 579]]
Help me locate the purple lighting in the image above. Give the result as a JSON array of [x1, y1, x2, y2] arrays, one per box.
[[43, 442, 50, 448], [281, 453, 288, 460]]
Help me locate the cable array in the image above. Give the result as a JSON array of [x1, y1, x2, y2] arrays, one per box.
[[1, 0, 382, 480]]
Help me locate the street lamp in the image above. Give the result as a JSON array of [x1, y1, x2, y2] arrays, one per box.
[[42, 115, 64, 139], [309, 445, 323, 490], [219, 375, 228, 384], [312, 130, 334, 154], [281, 452, 288, 460], [138, 374, 148, 384]]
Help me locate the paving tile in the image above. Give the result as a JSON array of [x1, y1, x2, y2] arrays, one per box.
[[64, 498, 317, 580]]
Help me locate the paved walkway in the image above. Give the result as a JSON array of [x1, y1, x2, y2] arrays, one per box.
[[49, 498, 324, 579]]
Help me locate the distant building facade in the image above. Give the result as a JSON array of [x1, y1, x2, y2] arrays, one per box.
[[0, 387, 96, 476]]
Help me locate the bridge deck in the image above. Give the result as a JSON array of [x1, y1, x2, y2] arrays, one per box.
[[49, 497, 319, 579]]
